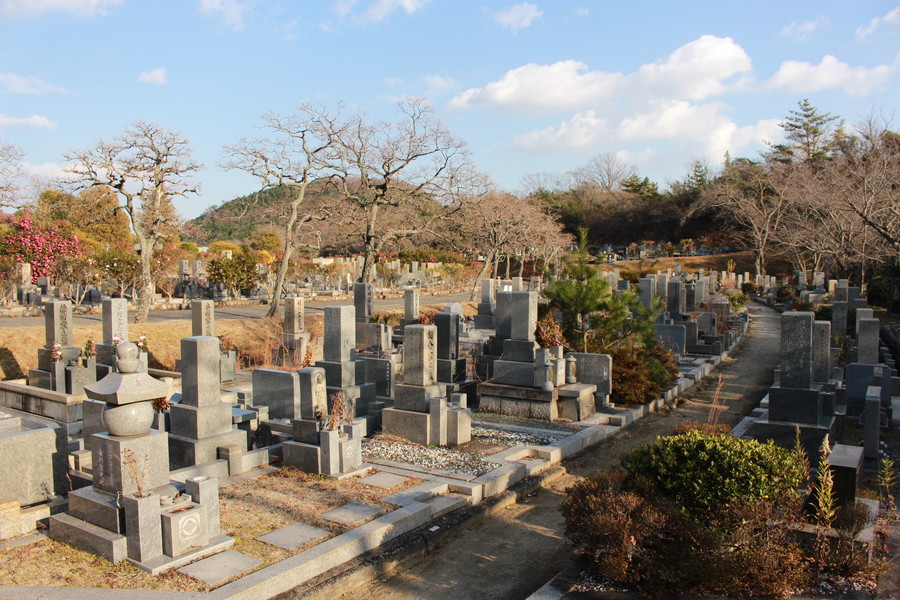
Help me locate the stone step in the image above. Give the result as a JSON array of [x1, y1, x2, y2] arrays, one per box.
[[49, 512, 126, 563]]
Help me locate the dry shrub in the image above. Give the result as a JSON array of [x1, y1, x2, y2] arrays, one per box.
[[562, 470, 806, 598], [418, 310, 436, 325]]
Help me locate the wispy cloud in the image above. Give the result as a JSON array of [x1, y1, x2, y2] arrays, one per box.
[[137, 68, 168, 85], [494, 3, 542, 32], [856, 5, 900, 37], [422, 75, 460, 96], [0, 72, 65, 94], [199, 0, 248, 31], [0, 0, 121, 17], [361, 0, 429, 24], [0, 114, 56, 131], [779, 16, 828, 40]]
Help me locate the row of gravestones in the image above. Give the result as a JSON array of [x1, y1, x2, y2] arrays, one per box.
[[743, 300, 895, 509]]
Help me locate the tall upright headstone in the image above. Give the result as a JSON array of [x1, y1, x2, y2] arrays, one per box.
[[812, 320, 832, 383], [832, 301, 848, 337], [780, 311, 814, 389], [403, 288, 420, 327], [435, 312, 466, 383], [383, 324, 470, 446], [168, 336, 246, 469], [95, 298, 129, 371], [354, 282, 373, 324], [191, 300, 215, 337], [857, 318, 880, 365], [316, 305, 375, 416]]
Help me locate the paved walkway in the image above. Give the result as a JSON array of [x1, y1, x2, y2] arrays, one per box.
[[332, 304, 781, 600]]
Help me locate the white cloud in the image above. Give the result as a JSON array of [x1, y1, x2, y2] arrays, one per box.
[[199, 0, 248, 31], [515, 110, 609, 151], [449, 35, 750, 114], [780, 16, 828, 39], [361, 0, 429, 24], [422, 75, 460, 96], [0, 114, 56, 131], [856, 5, 900, 37], [629, 35, 751, 101], [0, 0, 121, 17], [449, 60, 622, 114], [766, 54, 896, 96], [137, 68, 168, 85], [494, 3, 542, 32], [573, 7, 589, 17], [513, 101, 781, 166], [0, 72, 65, 94], [21, 161, 71, 183]]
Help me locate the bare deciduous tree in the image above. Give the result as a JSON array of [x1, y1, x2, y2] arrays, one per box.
[[66, 120, 200, 322], [328, 97, 487, 282], [222, 105, 339, 317], [0, 143, 24, 207]]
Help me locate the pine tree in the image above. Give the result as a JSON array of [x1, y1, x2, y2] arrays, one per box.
[[771, 98, 840, 166]]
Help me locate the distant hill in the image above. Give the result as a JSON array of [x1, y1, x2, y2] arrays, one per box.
[[190, 185, 339, 243]]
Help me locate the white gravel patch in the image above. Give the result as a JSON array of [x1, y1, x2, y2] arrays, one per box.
[[471, 425, 565, 447], [362, 439, 501, 477]]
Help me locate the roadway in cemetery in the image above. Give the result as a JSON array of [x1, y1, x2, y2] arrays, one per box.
[[0, 293, 472, 328]]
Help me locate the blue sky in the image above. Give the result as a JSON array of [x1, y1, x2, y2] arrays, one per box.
[[1, 0, 898, 219]]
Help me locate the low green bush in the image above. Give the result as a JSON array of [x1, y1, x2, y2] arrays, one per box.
[[741, 281, 758, 295], [625, 430, 805, 513], [727, 291, 750, 311]]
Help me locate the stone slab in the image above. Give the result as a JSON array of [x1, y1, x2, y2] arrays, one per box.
[[257, 523, 329, 551], [177, 548, 259, 586], [360, 472, 409, 489], [318, 502, 385, 526]]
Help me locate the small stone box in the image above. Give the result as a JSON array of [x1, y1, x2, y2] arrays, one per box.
[[161, 502, 209, 557]]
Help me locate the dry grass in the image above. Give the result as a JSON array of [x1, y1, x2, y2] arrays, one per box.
[[0, 314, 327, 380], [0, 467, 420, 591], [219, 467, 419, 569], [0, 536, 209, 591], [600, 250, 793, 275]]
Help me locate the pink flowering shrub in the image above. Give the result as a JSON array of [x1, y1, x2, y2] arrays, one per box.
[[0, 217, 81, 281]]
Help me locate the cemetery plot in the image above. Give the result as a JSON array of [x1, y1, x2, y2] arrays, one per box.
[[218, 467, 416, 570]]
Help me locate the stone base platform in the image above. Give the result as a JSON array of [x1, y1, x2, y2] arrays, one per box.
[[477, 382, 559, 420]]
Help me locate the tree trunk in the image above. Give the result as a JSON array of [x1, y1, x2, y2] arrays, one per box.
[[266, 243, 293, 319], [754, 247, 766, 280], [134, 238, 154, 323], [469, 251, 495, 301]]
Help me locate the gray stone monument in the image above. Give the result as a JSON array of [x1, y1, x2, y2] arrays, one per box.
[[49, 343, 232, 569], [168, 337, 246, 469], [382, 324, 470, 446]]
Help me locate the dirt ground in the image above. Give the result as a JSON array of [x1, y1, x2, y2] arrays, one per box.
[[332, 303, 780, 600]]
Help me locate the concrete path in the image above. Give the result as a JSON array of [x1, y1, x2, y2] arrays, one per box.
[[330, 304, 781, 600]]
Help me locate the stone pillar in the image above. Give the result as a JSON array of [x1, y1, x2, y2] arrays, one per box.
[[780, 312, 814, 389], [191, 300, 215, 337], [354, 282, 373, 323]]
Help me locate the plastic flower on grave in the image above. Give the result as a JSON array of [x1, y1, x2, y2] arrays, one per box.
[[112, 336, 121, 347], [136, 335, 148, 353], [83, 339, 96, 358], [50, 343, 63, 362]]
